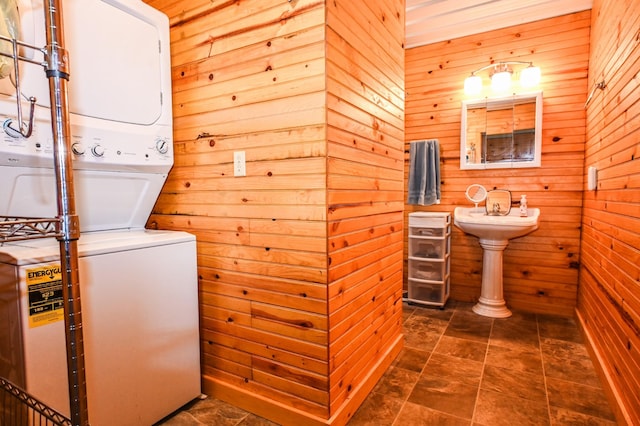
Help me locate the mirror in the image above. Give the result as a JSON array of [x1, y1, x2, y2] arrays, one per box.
[[460, 92, 542, 169], [486, 189, 512, 215], [465, 184, 487, 213]]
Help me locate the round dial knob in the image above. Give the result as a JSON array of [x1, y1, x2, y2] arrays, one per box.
[[91, 144, 105, 157], [155, 138, 169, 154], [3, 119, 23, 139], [71, 143, 85, 155]]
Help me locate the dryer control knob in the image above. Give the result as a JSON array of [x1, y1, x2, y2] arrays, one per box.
[[91, 144, 105, 157], [155, 138, 169, 154], [71, 143, 85, 155]]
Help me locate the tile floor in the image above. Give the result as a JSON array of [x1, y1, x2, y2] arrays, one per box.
[[158, 301, 617, 426]]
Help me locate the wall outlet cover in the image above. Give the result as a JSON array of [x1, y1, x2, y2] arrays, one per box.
[[234, 151, 246, 177]]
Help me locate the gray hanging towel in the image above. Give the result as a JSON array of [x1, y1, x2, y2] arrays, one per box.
[[407, 139, 441, 205]]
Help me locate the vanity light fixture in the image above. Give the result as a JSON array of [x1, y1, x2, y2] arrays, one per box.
[[491, 64, 513, 93], [464, 61, 541, 96]]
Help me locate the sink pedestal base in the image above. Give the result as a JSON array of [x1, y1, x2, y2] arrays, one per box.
[[472, 239, 512, 318]]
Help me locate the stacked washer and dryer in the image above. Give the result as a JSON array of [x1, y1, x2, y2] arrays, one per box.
[[0, 1, 201, 425]]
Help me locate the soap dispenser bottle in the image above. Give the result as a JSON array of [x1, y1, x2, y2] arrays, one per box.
[[519, 195, 528, 217]]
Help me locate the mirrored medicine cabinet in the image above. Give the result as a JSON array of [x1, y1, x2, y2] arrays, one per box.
[[460, 92, 542, 170]]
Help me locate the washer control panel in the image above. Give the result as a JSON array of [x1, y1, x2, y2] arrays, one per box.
[[0, 111, 173, 173]]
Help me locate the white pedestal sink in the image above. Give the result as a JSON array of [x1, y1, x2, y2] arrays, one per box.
[[454, 207, 540, 318]]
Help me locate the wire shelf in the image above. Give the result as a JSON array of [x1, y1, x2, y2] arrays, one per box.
[[0, 217, 62, 242], [1, 377, 71, 426]]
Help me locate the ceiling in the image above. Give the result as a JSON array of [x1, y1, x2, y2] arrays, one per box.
[[406, 0, 593, 48]]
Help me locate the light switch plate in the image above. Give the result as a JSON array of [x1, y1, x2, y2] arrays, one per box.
[[234, 151, 246, 177]]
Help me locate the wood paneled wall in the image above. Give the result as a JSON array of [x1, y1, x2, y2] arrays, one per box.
[[577, 0, 640, 423], [405, 11, 591, 316], [326, 0, 405, 419], [143, 1, 404, 424]]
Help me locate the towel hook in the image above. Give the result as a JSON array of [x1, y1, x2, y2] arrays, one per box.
[[2, 38, 36, 138], [2, 37, 37, 138], [584, 80, 606, 109]]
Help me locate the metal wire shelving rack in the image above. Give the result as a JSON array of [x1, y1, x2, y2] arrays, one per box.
[[0, 217, 62, 242], [1, 377, 71, 426], [0, 1, 88, 425]]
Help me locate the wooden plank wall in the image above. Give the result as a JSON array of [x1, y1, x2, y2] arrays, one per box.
[[143, 1, 405, 424], [577, 0, 640, 423], [143, 1, 330, 424], [325, 0, 405, 422], [405, 11, 591, 316]]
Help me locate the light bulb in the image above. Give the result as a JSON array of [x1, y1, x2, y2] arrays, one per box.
[[520, 65, 541, 88], [464, 75, 482, 96], [491, 71, 512, 93]]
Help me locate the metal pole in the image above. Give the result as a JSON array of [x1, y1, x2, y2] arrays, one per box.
[[43, 1, 88, 425]]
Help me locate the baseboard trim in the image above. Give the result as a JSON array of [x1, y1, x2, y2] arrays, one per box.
[[575, 309, 632, 426]]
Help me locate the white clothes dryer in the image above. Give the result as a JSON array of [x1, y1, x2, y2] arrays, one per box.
[[0, 0, 175, 232]]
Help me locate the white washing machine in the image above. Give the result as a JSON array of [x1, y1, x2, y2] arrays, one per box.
[[0, 229, 200, 425], [0, 0, 202, 424]]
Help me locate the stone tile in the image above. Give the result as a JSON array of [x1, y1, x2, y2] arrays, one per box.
[[403, 315, 448, 351], [347, 391, 403, 425], [392, 347, 431, 372], [485, 344, 543, 376], [403, 329, 442, 351], [480, 365, 546, 402], [490, 315, 539, 351], [473, 388, 550, 426], [540, 335, 590, 358], [446, 300, 475, 311], [434, 335, 488, 363], [537, 314, 583, 343], [541, 338, 601, 388], [407, 375, 478, 420], [546, 377, 616, 421], [549, 406, 618, 425], [444, 310, 492, 343], [403, 303, 417, 322], [508, 311, 538, 325], [158, 397, 250, 426], [423, 352, 484, 387], [411, 305, 455, 322], [237, 413, 280, 426], [393, 401, 471, 426], [405, 313, 451, 334], [156, 411, 204, 426], [372, 366, 421, 400]]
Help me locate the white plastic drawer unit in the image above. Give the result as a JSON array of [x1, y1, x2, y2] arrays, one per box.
[[406, 212, 451, 308], [410, 282, 444, 304], [408, 213, 450, 228], [410, 226, 445, 237], [408, 258, 449, 282], [409, 238, 448, 259]]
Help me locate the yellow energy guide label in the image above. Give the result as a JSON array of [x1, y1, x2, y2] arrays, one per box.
[[26, 264, 64, 328]]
